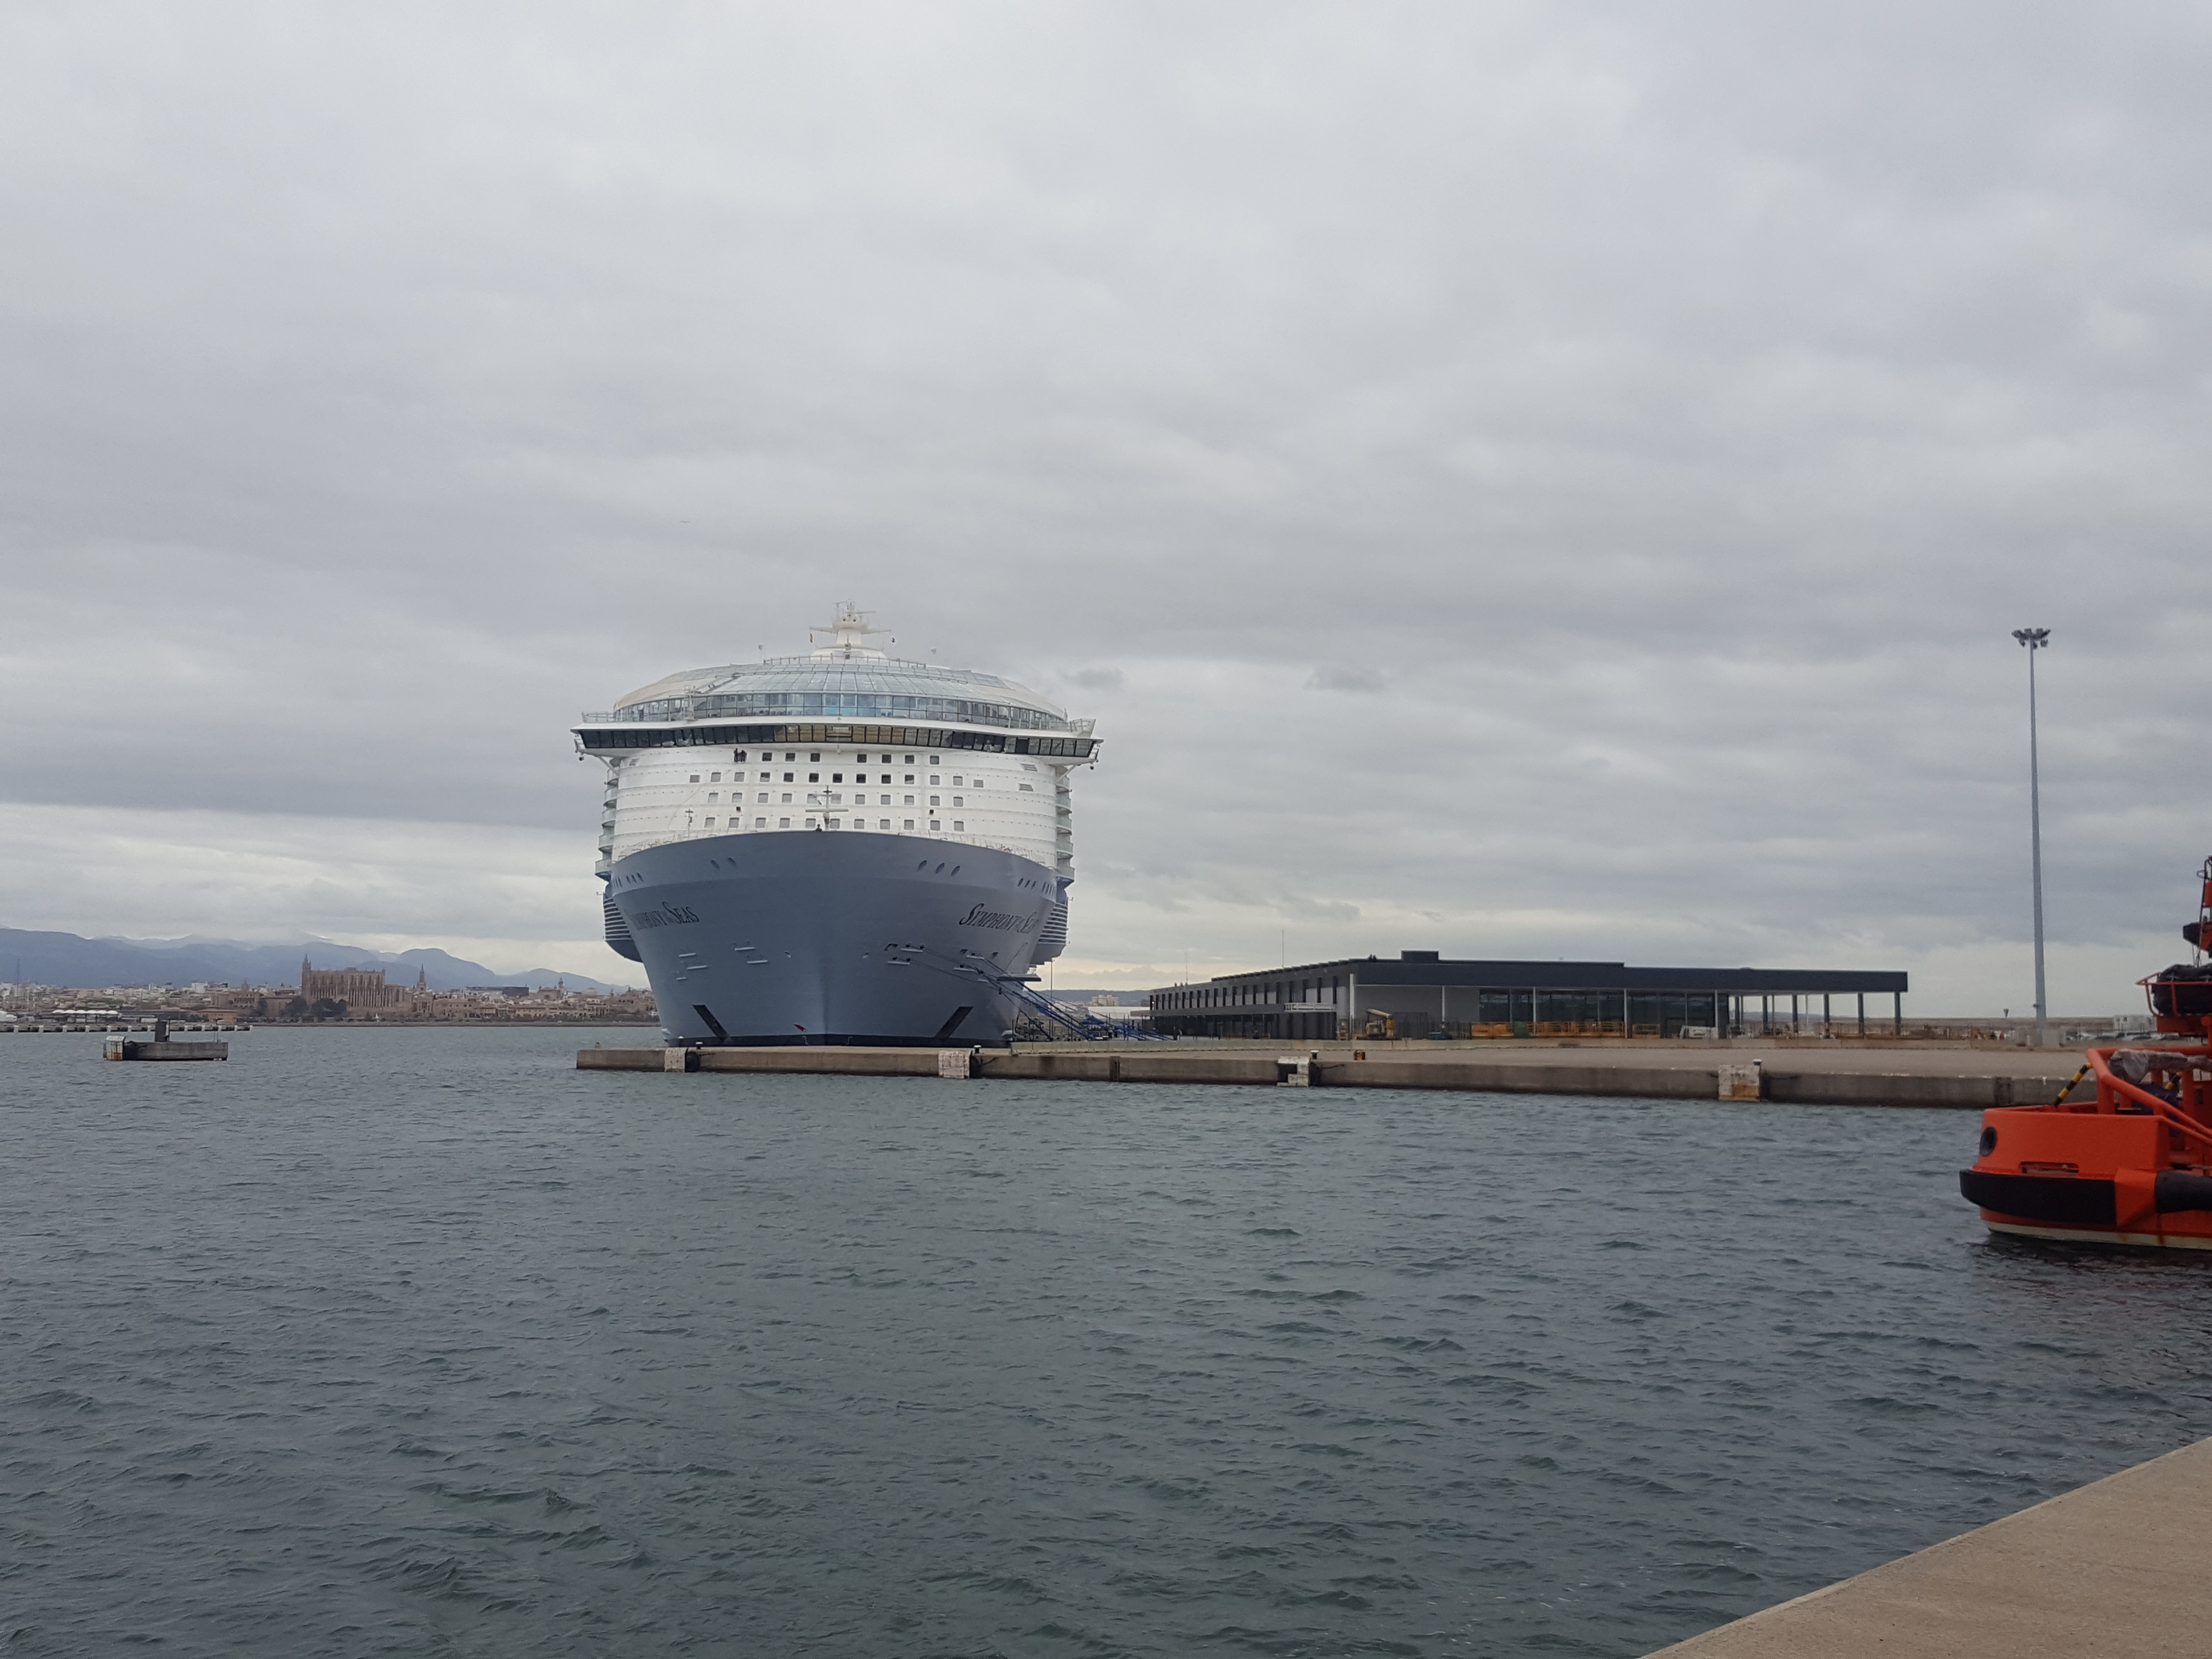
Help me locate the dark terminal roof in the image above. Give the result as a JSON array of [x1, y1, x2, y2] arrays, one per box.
[[1171, 953, 1906, 994]]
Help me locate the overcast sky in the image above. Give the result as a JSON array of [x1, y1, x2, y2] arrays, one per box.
[[4, 2, 2208, 1012]]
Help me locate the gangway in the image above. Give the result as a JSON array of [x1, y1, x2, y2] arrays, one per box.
[[998, 976, 1164, 1040]]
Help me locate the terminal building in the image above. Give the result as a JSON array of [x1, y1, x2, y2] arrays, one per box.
[[1148, 952, 1908, 1042]]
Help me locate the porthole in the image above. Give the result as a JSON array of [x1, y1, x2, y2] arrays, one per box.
[[1978, 1125, 1998, 1157]]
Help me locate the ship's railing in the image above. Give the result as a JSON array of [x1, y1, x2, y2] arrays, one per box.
[[581, 691, 1072, 732], [609, 826, 1055, 864], [2078, 1042, 2212, 1156], [577, 721, 1098, 760]]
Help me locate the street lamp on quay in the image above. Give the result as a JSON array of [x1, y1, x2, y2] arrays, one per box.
[[2013, 627, 2051, 1048]]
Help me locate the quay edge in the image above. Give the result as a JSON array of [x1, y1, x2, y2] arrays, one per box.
[[576, 1045, 2087, 1107], [1643, 1434, 2212, 1658]]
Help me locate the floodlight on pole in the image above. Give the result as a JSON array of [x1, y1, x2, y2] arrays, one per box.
[[2012, 627, 2051, 1048]]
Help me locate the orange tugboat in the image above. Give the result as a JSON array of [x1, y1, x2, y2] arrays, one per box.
[[1961, 857, 2212, 1248]]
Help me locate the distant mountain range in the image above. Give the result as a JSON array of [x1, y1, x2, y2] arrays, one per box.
[[0, 928, 624, 994]]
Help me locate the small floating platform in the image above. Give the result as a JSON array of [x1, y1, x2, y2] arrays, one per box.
[[104, 1020, 228, 1062]]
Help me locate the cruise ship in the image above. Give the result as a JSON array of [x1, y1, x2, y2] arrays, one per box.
[[576, 607, 1097, 1045]]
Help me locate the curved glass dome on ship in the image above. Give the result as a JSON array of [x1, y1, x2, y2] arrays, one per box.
[[591, 658, 1078, 734]]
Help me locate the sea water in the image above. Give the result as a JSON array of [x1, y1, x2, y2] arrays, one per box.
[[3, 1026, 2209, 1656]]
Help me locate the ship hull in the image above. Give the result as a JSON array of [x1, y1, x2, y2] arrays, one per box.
[[607, 831, 1060, 1045]]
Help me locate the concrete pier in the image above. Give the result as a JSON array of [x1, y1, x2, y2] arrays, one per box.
[[1646, 1435, 2212, 1657], [576, 1042, 2089, 1108]]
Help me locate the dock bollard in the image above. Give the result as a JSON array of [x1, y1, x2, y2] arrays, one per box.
[[1718, 1060, 1763, 1102]]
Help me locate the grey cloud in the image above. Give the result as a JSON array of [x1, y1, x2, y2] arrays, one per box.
[[2, 3, 2208, 1008], [1066, 666, 1124, 691], [1306, 665, 1388, 693]]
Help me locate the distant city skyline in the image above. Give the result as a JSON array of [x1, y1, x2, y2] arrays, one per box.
[[3, 6, 2208, 1014]]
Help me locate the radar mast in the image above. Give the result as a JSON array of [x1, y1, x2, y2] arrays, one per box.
[[810, 602, 889, 661]]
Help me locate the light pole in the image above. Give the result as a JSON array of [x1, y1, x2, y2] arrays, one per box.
[[2013, 627, 2051, 1047]]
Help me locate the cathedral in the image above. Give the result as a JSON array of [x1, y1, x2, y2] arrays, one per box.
[[298, 957, 425, 1013]]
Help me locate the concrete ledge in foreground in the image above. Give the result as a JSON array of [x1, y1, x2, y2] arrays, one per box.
[[1646, 1435, 2212, 1658], [576, 1045, 2084, 1104]]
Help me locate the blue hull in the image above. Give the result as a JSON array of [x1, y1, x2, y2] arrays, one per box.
[[607, 831, 1061, 1045]]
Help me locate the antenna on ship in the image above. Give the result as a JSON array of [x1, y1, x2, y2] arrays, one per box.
[[810, 602, 889, 660]]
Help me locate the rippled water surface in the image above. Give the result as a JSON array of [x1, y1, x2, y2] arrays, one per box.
[[5, 1027, 2211, 1656]]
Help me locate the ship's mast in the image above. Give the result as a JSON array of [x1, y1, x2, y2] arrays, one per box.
[[810, 602, 889, 660]]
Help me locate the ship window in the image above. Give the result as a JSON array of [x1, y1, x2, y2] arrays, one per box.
[[810, 753, 821, 762], [930, 820, 941, 830], [929, 795, 939, 806], [735, 752, 747, 762], [755, 817, 765, 828], [904, 819, 915, 830], [781, 793, 792, 803], [879, 818, 891, 830], [689, 775, 701, 783], [1019, 783, 1034, 792], [782, 772, 793, 782], [808, 773, 820, 782], [934, 863, 945, 873], [710, 772, 721, 782], [903, 794, 914, 805], [950, 866, 959, 875], [904, 774, 914, 783], [785, 752, 796, 761], [879, 794, 890, 805], [857, 754, 868, 763], [778, 817, 790, 827], [929, 755, 940, 764], [704, 817, 716, 827], [832, 773, 843, 783], [929, 775, 941, 785], [904, 755, 914, 763], [952, 775, 963, 786], [952, 796, 962, 807], [757, 793, 767, 803], [953, 821, 963, 831], [1021, 763, 1037, 771]]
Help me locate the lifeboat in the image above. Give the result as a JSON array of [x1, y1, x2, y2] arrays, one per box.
[[1960, 857, 2212, 1249]]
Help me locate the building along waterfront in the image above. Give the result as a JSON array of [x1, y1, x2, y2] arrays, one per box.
[[1148, 951, 1908, 1042]]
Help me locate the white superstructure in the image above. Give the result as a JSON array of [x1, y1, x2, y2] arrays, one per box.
[[587, 607, 1086, 879]]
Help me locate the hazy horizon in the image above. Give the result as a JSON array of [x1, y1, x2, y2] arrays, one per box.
[[5, 4, 2209, 1015]]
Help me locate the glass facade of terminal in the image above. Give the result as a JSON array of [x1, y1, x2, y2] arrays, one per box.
[[1151, 962, 1901, 1040]]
